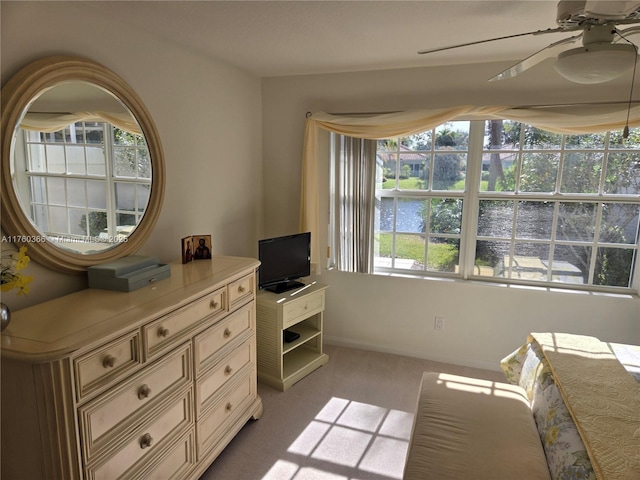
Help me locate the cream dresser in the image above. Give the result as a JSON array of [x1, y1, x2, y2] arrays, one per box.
[[0, 256, 262, 480]]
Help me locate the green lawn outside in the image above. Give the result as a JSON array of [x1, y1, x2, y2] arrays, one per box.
[[377, 233, 458, 271]]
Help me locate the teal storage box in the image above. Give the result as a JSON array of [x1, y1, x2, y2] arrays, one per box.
[[88, 255, 171, 292]]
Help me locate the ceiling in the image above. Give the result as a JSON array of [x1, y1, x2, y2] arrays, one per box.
[[86, 0, 567, 78]]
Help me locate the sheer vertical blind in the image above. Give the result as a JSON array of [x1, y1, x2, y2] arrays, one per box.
[[331, 135, 376, 273]]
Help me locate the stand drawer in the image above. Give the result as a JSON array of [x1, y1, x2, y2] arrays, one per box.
[[283, 290, 325, 329]]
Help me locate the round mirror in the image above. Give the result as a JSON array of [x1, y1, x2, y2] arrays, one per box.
[[1, 56, 165, 273]]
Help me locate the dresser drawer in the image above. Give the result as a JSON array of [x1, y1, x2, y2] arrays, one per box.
[[282, 289, 325, 329], [143, 288, 226, 360], [130, 429, 196, 480], [197, 372, 256, 456], [79, 343, 192, 463], [86, 388, 193, 480], [74, 331, 142, 402], [193, 303, 254, 376], [228, 273, 255, 310], [196, 342, 254, 417]]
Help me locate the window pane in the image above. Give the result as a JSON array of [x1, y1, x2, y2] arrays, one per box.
[[477, 200, 514, 238], [393, 234, 425, 269], [560, 152, 603, 193], [396, 198, 426, 234], [377, 139, 397, 152], [28, 144, 46, 172], [67, 179, 86, 207], [114, 147, 136, 177], [400, 132, 432, 151], [137, 148, 151, 178], [599, 203, 640, 244], [516, 201, 554, 240], [30, 177, 47, 203], [376, 197, 393, 231], [137, 185, 151, 212], [435, 122, 469, 150], [557, 202, 596, 242], [116, 213, 137, 227], [485, 120, 521, 150], [68, 208, 86, 235], [522, 126, 562, 149], [31, 204, 48, 231], [66, 145, 86, 175], [609, 128, 640, 149], [551, 245, 590, 284], [511, 243, 551, 281], [474, 240, 510, 277], [433, 153, 465, 191], [519, 153, 559, 192], [378, 152, 397, 190], [46, 145, 66, 173], [427, 239, 459, 272], [82, 211, 107, 237], [47, 177, 66, 206], [84, 123, 104, 144], [87, 180, 107, 209], [48, 206, 68, 233], [604, 152, 640, 195], [480, 151, 516, 192], [398, 153, 427, 190], [115, 182, 136, 211], [429, 198, 462, 235], [564, 132, 605, 149], [594, 247, 634, 287], [86, 146, 106, 176]]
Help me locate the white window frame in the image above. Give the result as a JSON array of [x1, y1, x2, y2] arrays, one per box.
[[331, 120, 640, 294]]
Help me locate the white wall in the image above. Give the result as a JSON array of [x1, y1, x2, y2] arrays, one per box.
[[262, 64, 640, 370], [1, 2, 263, 309]]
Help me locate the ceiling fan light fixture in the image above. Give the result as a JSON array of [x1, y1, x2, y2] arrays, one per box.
[[553, 42, 637, 83]]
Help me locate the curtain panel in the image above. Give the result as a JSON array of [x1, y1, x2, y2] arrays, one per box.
[[21, 111, 142, 135], [300, 103, 640, 267]]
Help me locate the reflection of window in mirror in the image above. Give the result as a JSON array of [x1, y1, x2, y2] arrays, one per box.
[[13, 121, 151, 253]]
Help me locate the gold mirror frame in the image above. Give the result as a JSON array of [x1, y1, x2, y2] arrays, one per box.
[[1, 56, 165, 273]]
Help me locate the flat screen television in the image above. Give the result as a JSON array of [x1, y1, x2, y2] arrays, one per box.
[[258, 232, 311, 293]]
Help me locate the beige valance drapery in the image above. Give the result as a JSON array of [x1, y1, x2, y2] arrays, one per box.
[[300, 103, 640, 267], [21, 111, 142, 135]]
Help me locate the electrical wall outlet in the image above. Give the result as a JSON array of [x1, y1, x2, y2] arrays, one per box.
[[434, 316, 445, 331]]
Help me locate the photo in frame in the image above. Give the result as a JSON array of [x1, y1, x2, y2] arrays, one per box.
[[193, 234, 212, 260], [181, 236, 194, 264]]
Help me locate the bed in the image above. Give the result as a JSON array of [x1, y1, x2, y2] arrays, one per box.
[[500, 333, 640, 480]]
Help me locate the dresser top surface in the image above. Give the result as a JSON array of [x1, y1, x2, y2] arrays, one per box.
[[1, 256, 259, 361]]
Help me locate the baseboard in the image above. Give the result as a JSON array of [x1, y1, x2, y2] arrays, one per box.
[[324, 335, 502, 372]]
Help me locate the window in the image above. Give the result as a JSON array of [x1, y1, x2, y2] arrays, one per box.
[[17, 122, 151, 242], [331, 120, 640, 292]]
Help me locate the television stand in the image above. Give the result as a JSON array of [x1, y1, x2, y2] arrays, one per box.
[[256, 282, 329, 390], [264, 280, 305, 293]]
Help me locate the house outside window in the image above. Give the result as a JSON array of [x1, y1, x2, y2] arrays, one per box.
[[333, 120, 640, 292]]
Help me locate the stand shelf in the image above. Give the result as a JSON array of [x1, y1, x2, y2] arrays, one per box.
[[256, 282, 328, 391]]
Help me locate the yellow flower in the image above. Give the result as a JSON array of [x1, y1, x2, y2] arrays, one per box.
[[1, 247, 33, 295]]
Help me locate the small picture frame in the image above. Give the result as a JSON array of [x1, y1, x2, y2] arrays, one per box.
[[181, 236, 194, 264], [193, 234, 212, 260]]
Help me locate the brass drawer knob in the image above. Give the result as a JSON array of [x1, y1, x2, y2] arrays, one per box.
[[238, 285, 246, 293], [223, 328, 232, 338], [102, 355, 116, 369], [225, 402, 233, 412], [158, 326, 169, 338], [210, 300, 218, 309], [224, 365, 233, 376], [139, 433, 153, 449], [138, 384, 152, 400]]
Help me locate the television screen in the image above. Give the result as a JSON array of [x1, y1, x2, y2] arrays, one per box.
[[258, 232, 311, 293]]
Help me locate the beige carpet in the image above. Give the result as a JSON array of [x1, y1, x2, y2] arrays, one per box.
[[199, 344, 505, 480]]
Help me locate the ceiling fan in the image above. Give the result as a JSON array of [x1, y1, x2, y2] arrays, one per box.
[[418, 0, 640, 84]]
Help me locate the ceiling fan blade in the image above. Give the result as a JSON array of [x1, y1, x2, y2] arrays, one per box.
[[584, 1, 640, 19], [417, 27, 567, 55], [489, 33, 583, 81]]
